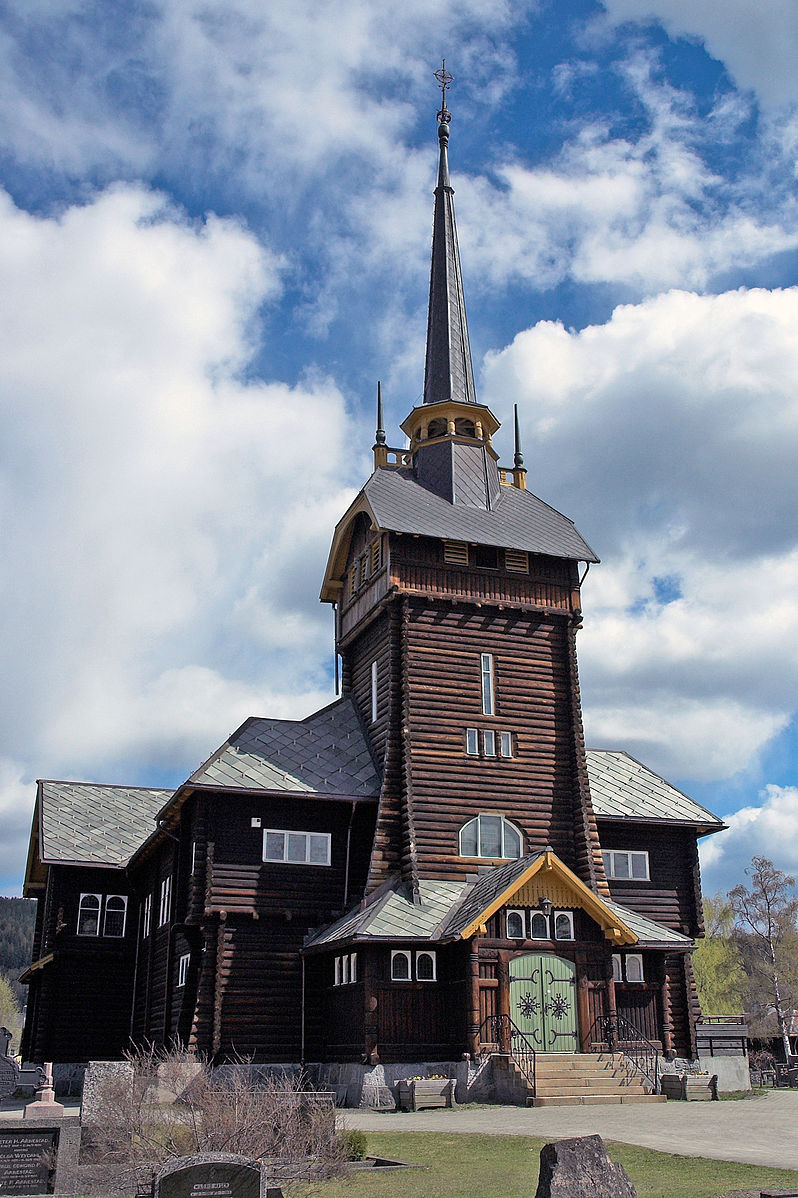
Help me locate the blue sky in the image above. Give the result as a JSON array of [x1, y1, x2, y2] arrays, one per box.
[[2, 0, 798, 897]]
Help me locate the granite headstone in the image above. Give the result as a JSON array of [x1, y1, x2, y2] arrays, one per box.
[[155, 1153, 281, 1198]]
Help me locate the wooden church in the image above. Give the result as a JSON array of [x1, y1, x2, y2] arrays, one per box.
[[20, 81, 724, 1097]]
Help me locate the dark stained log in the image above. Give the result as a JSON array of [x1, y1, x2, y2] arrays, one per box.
[[657, 954, 675, 1057]]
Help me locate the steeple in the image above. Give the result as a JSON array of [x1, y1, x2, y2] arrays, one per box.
[[422, 62, 476, 407]]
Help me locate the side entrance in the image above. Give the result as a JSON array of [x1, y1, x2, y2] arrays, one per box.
[[509, 953, 578, 1052]]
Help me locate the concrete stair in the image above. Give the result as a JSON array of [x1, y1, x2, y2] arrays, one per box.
[[493, 1052, 666, 1107]]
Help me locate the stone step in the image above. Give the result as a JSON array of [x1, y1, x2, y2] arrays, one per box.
[[535, 1079, 650, 1095]]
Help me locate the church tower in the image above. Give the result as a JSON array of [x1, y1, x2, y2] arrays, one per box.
[[320, 74, 609, 902]]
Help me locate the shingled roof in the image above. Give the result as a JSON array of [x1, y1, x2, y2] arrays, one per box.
[[188, 697, 380, 799], [362, 466, 598, 561], [587, 751, 724, 831], [36, 781, 169, 868]]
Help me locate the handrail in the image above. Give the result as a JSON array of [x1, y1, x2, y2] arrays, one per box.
[[478, 1013, 537, 1097], [588, 1013, 659, 1092]]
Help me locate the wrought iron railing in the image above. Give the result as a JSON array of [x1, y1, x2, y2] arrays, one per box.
[[478, 1013, 537, 1097], [589, 1013, 659, 1092]]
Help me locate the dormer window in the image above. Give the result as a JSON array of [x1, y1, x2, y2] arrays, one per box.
[[459, 813, 523, 859]]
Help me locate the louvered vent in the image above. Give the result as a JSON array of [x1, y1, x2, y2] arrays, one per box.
[[370, 538, 382, 573], [505, 549, 529, 573], [443, 541, 469, 566]]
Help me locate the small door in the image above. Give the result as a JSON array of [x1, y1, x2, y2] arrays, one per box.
[[509, 953, 578, 1052]]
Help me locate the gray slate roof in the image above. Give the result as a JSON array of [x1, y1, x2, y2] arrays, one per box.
[[604, 898, 692, 947], [586, 751, 724, 830], [38, 781, 169, 867], [364, 467, 598, 562], [305, 856, 688, 951], [189, 697, 380, 798]]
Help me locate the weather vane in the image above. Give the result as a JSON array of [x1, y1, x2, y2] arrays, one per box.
[[434, 59, 453, 122]]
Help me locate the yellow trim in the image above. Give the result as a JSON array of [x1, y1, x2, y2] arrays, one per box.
[[458, 849, 637, 945], [320, 494, 381, 603]]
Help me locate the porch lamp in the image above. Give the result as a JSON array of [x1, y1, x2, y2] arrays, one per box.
[[538, 895, 554, 919]]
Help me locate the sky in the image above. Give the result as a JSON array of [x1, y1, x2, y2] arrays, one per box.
[[1, 0, 798, 898]]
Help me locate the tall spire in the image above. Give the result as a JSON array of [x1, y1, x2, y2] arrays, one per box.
[[422, 62, 477, 406]]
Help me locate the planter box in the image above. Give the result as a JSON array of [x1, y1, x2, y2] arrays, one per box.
[[396, 1078, 456, 1111], [660, 1073, 718, 1101]]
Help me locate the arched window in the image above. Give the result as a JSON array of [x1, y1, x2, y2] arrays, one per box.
[[77, 894, 101, 936], [454, 417, 476, 438], [459, 814, 523, 859], [554, 911, 574, 941], [416, 951, 436, 981], [427, 417, 448, 439], [103, 895, 127, 938], [391, 950, 411, 981], [529, 911, 549, 940], [506, 910, 525, 939]]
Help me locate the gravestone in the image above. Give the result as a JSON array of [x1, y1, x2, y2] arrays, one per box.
[[534, 1134, 638, 1198], [155, 1153, 282, 1198], [80, 1061, 134, 1125], [0, 1119, 80, 1197]]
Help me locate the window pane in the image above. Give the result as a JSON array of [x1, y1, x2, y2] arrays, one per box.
[[104, 897, 126, 938], [265, 831, 285, 861], [78, 894, 100, 936], [613, 852, 630, 879], [626, 955, 644, 982], [342, 955, 349, 984], [483, 729, 496, 757], [530, 912, 548, 939], [334, 957, 342, 986], [392, 952, 410, 980], [503, 822, 521, 858], [481, 654, 495, 715], [287, 833, 306, 862], [507, 911, 524, 939], [309, 834, 329, 864], [479, 814, 502, 857], [417, 952, 435, 980], [350, 953, 357, 983], [465, 728, 479, 755], [460, 819, 478, 856], [601, 850, 611, 875], [631, 852, 649, 880], [554, 912, 573, 940], [612, 954, 622, 982], [499, 731, 512, 758]]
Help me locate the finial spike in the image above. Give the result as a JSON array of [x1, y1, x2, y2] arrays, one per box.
[[375, 381, 386, 445], [513, 404, 524, 469]]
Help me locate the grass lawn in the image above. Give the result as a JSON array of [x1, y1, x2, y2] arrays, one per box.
[[308, 1132, 798, 1198]]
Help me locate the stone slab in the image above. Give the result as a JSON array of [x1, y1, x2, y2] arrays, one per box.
[[534, 1134, 637, 1198], [155, 1153, 279, 1198], [0, 1118, 80, 1197]]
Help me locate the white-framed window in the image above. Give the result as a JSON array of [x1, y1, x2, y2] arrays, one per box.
[[529, 911, 550, 940], [480, 653, 495, 715], [103, 895, 127, 938], [459, 813, 523, 859], [390, 950, 436, 981], [391, 950, 411, 981], [77, 893, 101, 937], [416, 951, 436, 981], [159, 875, 172, 927], [350, 952, 357, 983], [553, 911, 574, 940], [191, 841, 198, 874], [499, 731, 513, 758], [483, 729, 496, 757], [178, 953, 190, 988], [142, 893, 152, 939], [371, 660, 378, 723], [612, 953, 622, 983], [263, 829, 331, 866], [465, 727, 479, 755], [602, 849, 650, 881], [506, 909, 525, 939], [624, 953, 644, 983]]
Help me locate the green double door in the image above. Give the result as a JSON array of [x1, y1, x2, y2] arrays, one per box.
[[509, 953, 578, 1052]]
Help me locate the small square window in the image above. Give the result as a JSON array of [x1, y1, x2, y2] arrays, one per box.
[[506, 910, 525, 939], [391, 950, 411, 981]]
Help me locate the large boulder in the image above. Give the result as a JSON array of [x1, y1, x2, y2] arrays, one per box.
[[535, 1134, 638, 1198]]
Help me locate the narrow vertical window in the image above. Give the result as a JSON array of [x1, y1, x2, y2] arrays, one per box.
[[350, 952, 357, 983], [371, 659, 378, 723], [142, 894, 152, 939], [159, 875, 172, 927], [483, 729, 496, 757], [465, 727, 479, 755], [178, 953, 190, 987], [480, 653, 495, 715], [499, 731, 513, 758]]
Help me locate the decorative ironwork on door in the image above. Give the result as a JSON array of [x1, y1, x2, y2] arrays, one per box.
[[509, 953, 578, 1051]]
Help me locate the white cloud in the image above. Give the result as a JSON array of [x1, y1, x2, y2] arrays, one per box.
[[700, 786, 798, 892], [0, 183, 358, 884], [483, 286, 798, 782], [601, 0, 798, 109]]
